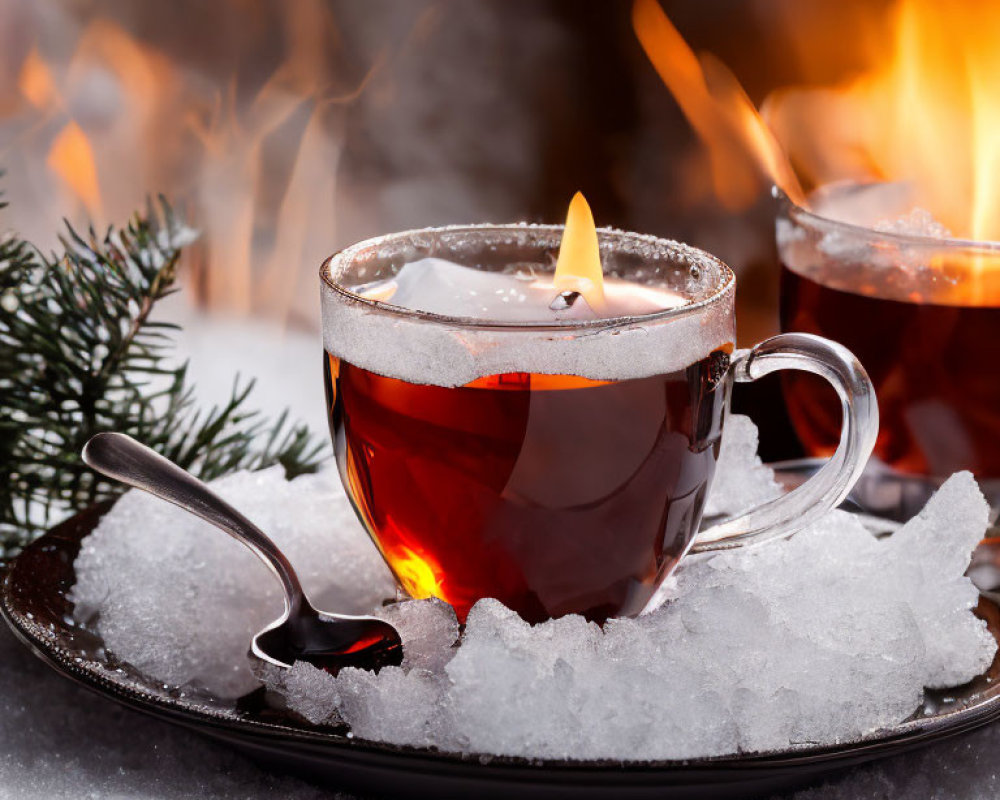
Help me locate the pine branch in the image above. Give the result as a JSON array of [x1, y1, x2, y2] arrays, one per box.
[[0, 194, 323, 555]]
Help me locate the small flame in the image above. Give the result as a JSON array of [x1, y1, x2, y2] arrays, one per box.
[[388, 546, 447, 602], [631, 0, 805, 209], [554, 192, 606, 309], [47, 121, 102, 215]]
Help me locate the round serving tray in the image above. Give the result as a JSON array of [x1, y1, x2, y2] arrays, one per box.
[[4, 497, 1000, 800]]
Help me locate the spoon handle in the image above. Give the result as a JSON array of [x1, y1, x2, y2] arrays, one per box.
[[83, 432, 306, 615]]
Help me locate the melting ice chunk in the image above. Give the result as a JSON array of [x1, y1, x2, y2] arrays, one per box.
[[372, 597, 460, 673], [354, 257, 687, 322]]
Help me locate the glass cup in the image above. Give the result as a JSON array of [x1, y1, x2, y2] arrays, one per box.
[[320, 224, 877, 623], [776, 183, 1000, 516]]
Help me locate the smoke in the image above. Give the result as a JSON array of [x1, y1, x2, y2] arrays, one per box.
[[0, 0, 573, 328]]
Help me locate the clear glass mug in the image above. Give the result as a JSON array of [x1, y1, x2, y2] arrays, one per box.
[[320, 225, 877, 623]]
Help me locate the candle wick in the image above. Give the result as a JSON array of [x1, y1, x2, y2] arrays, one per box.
[[549, 290, 582, 312]]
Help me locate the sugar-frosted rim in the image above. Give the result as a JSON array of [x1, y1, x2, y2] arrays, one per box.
[[319, 223, 736, 329], [775, 183, 1000, 251]]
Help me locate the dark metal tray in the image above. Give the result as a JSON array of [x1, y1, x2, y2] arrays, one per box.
[[4, 500, 1000, 800]]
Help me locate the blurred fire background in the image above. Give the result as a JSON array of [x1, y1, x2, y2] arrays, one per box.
[[0, 0, 900, 459]]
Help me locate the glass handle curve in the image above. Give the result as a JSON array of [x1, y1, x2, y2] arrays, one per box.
[[692, 333, 878, 553]]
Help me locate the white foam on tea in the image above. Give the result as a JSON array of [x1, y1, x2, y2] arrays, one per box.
[[365, 258, 688, 322], [321, 226, 734, 387], [71, 416, 996, 761]]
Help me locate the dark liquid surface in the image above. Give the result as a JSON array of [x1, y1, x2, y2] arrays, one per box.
[[780, 263, 1000, 478], [324, 353, 729, 623]]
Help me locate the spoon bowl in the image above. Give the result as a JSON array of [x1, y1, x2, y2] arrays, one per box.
[[82, 433, 403, 674], [252, 606, 404, 672]]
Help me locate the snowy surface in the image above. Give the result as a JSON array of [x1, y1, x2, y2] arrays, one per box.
[[0, 623, 335, 800], [161, 294, 331, 438]]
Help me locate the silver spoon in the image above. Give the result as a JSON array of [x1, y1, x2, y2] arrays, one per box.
[[82, 432, 403, 674]]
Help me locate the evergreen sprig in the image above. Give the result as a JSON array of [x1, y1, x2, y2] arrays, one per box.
[[0, 195, 323, 554]]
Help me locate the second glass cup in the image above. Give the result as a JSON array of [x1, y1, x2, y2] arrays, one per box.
[[777, 183, 1000, 515], [321, 225, 877, 623]]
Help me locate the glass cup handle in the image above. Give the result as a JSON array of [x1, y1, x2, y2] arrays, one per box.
[[692, 333, 878, 553]]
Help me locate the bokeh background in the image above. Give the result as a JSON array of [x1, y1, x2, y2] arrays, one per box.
[[0, 0, 899, 458]]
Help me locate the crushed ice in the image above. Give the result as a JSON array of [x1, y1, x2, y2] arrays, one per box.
[[817, 205, 952, 270], [804, 182, 956, 273], [71, 469, 397, 698], [873, 207, 952, 240], [703, 414, 783, 518], [70, 415, 996, 760]]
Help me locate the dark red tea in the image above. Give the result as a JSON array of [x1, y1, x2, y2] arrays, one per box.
[[780, 262, 1000, 478], [324, 351, 729, 623]]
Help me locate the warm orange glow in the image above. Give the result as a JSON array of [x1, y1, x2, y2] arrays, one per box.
[[465, 373, 613, 390], [388, 546, 447, 602], [763, 0, 1000, 245], [74, 20, 175, 113], [47, 122, 102, 215], [631, 0, 805, 209], [18, 48, 58, 110], [554, 192, 606, 309], [9, 22, 178, 233]]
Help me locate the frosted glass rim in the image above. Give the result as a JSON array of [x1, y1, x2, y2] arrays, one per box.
[[319, 223, 736, 331]]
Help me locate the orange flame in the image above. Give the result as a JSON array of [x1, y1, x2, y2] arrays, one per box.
[[554, 192, 606, 309], [388, 546, 447, 602], [18, 48, 58, 111], [47, 121, 102, 215], [631, 0, 804, 209], [763, 0, 1000, 243]]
